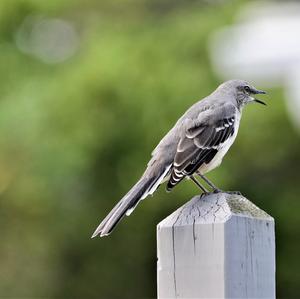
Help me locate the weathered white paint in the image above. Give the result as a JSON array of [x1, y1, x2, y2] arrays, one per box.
[[157, 192, 275, 299]]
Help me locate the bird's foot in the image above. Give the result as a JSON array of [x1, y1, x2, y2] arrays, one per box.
[[212, 188, 224, 194], [200, 191, 209, 198], [212, 189, 242, 196], [200, 189, 242, 198], [226, 190, 242, 196]]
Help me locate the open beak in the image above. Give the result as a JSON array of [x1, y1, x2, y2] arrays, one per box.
[[254, 98, 267, 106], [253, 89, 267, 106]]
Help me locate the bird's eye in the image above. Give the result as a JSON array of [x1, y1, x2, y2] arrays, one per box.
[[244, 86, 251, 93]]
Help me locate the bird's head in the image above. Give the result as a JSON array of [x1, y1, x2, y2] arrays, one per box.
[[218, 79, 267, 109]]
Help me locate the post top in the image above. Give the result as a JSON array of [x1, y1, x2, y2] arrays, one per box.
[[158, 192, 273, 228]]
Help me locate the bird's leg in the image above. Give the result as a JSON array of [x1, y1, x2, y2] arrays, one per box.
[[190, 175, 208, 194], [196, 171, 223, 193]]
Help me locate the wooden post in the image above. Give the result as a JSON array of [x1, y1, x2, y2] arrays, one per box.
[[157, 192, 275, 299]]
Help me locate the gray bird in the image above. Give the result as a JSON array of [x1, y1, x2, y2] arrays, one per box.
[[92, 79, 266, 237]]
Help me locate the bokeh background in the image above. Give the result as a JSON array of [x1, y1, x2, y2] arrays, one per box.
[[0, 0, 299, 298]]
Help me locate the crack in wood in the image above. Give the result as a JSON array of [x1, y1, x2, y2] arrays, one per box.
[[171, 205, 184, 298]]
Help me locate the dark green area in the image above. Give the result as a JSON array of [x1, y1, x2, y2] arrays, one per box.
[[0, 0, 299, 297]]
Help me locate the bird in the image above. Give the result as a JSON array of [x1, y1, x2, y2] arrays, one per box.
[[92, 79, 266, 238]]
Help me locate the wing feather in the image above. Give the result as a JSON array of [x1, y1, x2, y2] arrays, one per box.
[[167, 106, 236, 191]]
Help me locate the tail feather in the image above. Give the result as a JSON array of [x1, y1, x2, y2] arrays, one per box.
[[92, 173, 162, 238]]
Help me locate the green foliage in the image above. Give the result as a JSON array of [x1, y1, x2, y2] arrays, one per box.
[[0, 0, 298, 297]]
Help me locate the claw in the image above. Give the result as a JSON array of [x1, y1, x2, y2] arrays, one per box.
[[227, 191, 242, 195], [200, 191, 211, 198], [213, 188, 223, 194]]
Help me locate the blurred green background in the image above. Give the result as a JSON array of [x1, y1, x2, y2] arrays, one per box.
[[0, 0, 299, 298]]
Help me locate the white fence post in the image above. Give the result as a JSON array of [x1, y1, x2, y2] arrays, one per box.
[[157, 192, 275, 299]]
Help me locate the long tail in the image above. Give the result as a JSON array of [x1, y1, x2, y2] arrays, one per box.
[[91, 164, 171, 238]]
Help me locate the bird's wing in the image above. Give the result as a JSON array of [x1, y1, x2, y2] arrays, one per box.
[[167, 104, 236, 191]]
